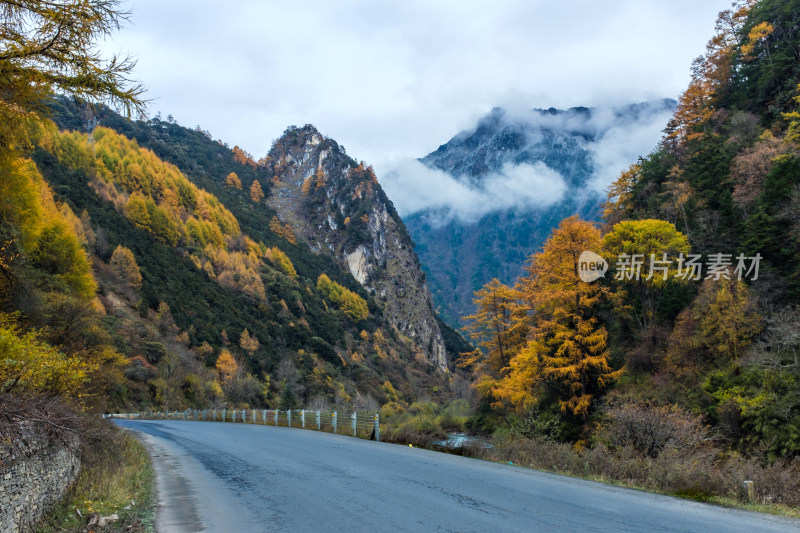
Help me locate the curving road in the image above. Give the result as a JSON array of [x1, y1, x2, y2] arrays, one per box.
[[115, 420, 800, 533]]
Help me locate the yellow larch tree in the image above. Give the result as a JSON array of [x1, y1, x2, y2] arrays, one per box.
[[249, 180, 265, 203], [459, 278, 524, 376], [602, 163, 641, 225], [109, 244, 142, 288], [602, 219, 690, 334], [225, 171, 242, 189], [485, 216, 622, 418], [239, 328, 260, 356], [215, 349, 239, 382]]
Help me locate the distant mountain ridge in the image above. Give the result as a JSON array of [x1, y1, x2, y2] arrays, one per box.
[[402, 99, 676, 326]]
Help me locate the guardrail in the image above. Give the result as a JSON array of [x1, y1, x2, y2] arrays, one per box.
[[108, 409, 381, 441]]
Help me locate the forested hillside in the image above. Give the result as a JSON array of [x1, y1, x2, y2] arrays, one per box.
[[0, 96, 471, 414], [462, 0, 800, 471]]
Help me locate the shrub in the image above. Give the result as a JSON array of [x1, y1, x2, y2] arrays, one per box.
[[602, 400, 708, 458], [0, 314, 95, 397], [124, 356, 157, 382]]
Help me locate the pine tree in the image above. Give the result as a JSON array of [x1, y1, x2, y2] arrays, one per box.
[[279, 382, 298, 410], [0, 0, 145, 152]]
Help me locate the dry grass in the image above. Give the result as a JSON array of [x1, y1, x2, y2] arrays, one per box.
[[35, 425, 156, 532], [474, 434, 800, 516]]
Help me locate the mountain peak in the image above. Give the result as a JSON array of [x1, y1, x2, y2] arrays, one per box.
[[272, 124, 327, 151], [404, 98, 676, 327], [264, 126, 450, 370]]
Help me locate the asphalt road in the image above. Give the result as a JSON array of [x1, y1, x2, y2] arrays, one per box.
[[115, 419, 800, 533]]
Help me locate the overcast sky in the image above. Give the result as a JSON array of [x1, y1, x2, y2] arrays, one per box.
[[106, 0, 730, 176]]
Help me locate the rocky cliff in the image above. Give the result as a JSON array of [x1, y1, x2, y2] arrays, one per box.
[[264, 126, 448, 370]]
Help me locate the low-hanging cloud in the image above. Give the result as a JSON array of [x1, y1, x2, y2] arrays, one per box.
[[381, 159, 568, 223], [380, 100, 674, 222], [587, 106, 675, 193]]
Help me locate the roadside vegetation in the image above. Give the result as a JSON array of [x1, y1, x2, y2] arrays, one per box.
[[379, 397, 800, 516], [37, 431, 155, 533], [380, 400, 471, 447]]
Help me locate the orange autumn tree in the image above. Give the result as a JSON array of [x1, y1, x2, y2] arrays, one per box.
[[110, 244, 142, 289], [239, 328, 259, 356], [249, 179, 265, 203], [666, 2, 752, 142], [215, 349, 239, 382], [459, 279, 525, 376], [481, 216, 622, 419], [224, 171, 242, 189]]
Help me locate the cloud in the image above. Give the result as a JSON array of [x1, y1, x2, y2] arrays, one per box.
[[381, 159, 567, 223], [106, 0, 731, 166], [587, 106, 676, 193], [379, 100, 674, 220]]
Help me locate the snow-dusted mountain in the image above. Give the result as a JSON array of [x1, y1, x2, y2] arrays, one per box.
[[385, 100, 675, 327]]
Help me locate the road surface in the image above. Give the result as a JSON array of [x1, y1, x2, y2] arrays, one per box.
[[115, 419, 800, 532]]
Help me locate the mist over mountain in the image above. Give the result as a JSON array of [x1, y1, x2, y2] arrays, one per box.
[[386, 100, 675, 326]]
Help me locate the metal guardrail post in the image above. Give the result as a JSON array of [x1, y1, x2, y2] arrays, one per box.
[[274, 410, 278, 425], [316, 410, 321, 430], [333, 411, 337, 433], [301, 410, 305, 428], [222, 409, 226, 422], [262, 409, 267, 424], [374, 413, 380, 441], [242, 409, 246, 423], [213, 409, 217, 422], [352, 412, 357, 436], [288, 410, 292, 427], [743, 480, 755, 502]]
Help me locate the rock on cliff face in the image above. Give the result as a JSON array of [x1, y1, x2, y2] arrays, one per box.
[[264, 125, 448, 370]]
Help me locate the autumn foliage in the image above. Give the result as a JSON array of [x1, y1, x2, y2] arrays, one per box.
[[0, 315, 95, 397], [467, 217, 622, 419], [316, 274, 369, 321], [110, 245, 142, 288]]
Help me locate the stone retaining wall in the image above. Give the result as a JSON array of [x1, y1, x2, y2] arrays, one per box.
[[0, 422, 81, 533]]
